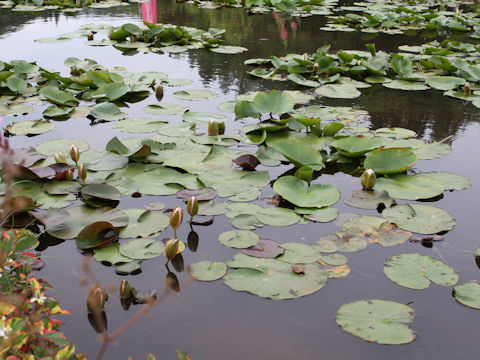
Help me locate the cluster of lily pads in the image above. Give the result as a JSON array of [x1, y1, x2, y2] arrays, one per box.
[[0, 0, 137, 11], [185, 0, 338, 16], [322, 1, 480, 35], [35, 22, 248, 55], [245, 40, 480, 107]]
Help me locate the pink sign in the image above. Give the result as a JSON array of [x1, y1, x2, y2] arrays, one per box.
[[142, 0, 157, 24]]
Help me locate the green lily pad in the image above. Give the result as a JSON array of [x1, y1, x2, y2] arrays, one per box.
[[0, 104, 34, 116], [270, 140, 324, 170], [113, 118, 168, 133], [336, 300, 416, 344], [224, 253, 328, 299], [189, 261, 227, 281], [453, 281, 480, 309], [273, 176, 340, 208], [39, 86, 79, 106], [342, 215, 411, 246], [45, 206, 129, 240], [43, 105, 74, 118], [382, 204, 455, 234], [364, 148, 417, 174], [119, 238, 165, 260], [36, 138, 89, 156], [251, 90, 294, 114], [383, 80, 428, 91], [316, 233, 368, 253], [305, 207, 338, 223], [81, 183, 121, 201], [255, 207, 301, 226], [115, 260, 142, 275], [94, 242, 133, 264], [143, 103, 188, 115], [421, 172, 471, 191], [315, 84, 361, 99], [412, 142, 451, 160], [81, 150, 128, 171], [278, 243, 324, 264], [197, 201, 229, 216], [384, 253, 458, 290], [90, 102, 126, 121], [76, 221, 119, 249], [374, 174, 445, 200], [5, 120, 54, 135], [119, 209, 169, 239], [210, 45, 248, 54], [218, 230, 260, 248], [331, 136, 385, 157], [173, 89, 217, 101], [344, 190, 395, 210], [374, 128, 416, 139], [241, 239, 284, 259], [425, 76, 465, 91], [183, 111, 226, 124]]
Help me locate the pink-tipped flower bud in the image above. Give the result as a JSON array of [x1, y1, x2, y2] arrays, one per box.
[[78, 163, 87, 182], [464, 82, 471, 96], [187, 196, 199, 217], [70, 144, 80, 163], [54, 152, 67, 164], [87, 285, 107, 313], [208, 119, 219, 136], [65, 168, 75, 181], [361, 168, 376, 190], [169, 207, 183, 230], [164, 239, 180, 261], [119, 280, 132, 299]]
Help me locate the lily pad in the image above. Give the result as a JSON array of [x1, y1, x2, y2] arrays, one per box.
[[189, 261, 227, 281], [344, 190, 395, 210], [252, 90, 294, 114], [315, 84, 361, 99], [218, 230, 260, 248], [331, 136, 385, 157], [210, 45, 248, 54], [93, 242, 133, 264], [115, 260, 142, 275], [90, 102, 126, 121], [76, 221, 119, 249], [173, 90, 217, 101], [453, 281, 480, 310], [119, 209, 169, 239], [224, 253, 328, 299], [241, 239, 284, 258], [119, 238, 165, 260], [36, 138, 89, 156], [270, 140, 324, 170], [143, 103, 188, 115], [336, 300, 416, 344], [5, 120, 55, 135], [306, 207, 338, 223], [382, 204, 455, 235], [255, 207, 301, 226], [425, 76, 465, 91], [374, 174, 445, 200], [273, 176, 340, 208], [364, 148, 417, 174], [421, 172, 471, 191], [384, 253, 458, 290]]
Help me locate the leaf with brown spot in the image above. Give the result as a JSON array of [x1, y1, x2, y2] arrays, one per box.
[[233, 154, 260, 171], [176, 188, 216, 201], [241, 239, 284, 258]]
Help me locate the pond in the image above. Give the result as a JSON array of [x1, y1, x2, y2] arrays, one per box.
[[0, 0, 479, 358]]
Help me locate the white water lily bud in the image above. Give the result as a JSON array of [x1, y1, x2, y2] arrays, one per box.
[[87, 285, 107, 313], [69, 144, 80, 163], [313, 63, 319, 72], [78, 163, 87, 182], [164, 239, 180, 261], [155, 82, 164, 101], [464, 82, 471, 96], [87, 32, 94, 41], [361, 168, 376, 190]]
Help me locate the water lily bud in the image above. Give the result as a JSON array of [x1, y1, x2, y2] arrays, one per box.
[[217, 121, 225, 135], [455, 5, 460, 15], [69, 144, 80, 163], [87, 32, 94, 41], [119, 280, 132, 299], [65, 168, 75, 181], [208, 119, 219, 136], [54, 152, 67, 164], [164, 239, 179, 261], [130, 34, 137, 42], [78, 163, 87, 182], [464, 82, 471, 96], [87, 285, 107, 313], [313, 63, 319, 72], [169, 207, 183, 230], [187, 196, 199, 218], [361, 168, 376, 190], [155, 83, 164, 101]]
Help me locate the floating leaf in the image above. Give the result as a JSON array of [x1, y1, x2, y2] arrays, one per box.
[[252, 90, 294, 114], [255, 207, 301, 226], [382, 204, 455, 235], [273, 176, 340, 208], [425, 76, 465, 91], [176, 188, 216, 201], [5, 120, 54, 135], [210, 45, 248, 54], [331, 136, 385, 157], [90, 102, 126, 121], [189, 261, 227, 281], [306, 207, 338, 222], [364, 148, 417, 174], [93, 242, 132, 264], [278, 243, 324, 264], [421, 172, 471, 191], [36, 138, 89, 156], [271, 140, 324, 170], [374, 174, 445, 200], [119, 238, 165, 260], [241, 239, 284, 258], [39, 86, 79, 106], [344, 190, 395, 210], [143, 103, 188, 115], [453, 281, 480, 309], [76, 221, 119, 249], [384, 253, 458, 290], [119, 209, 169, 239], [115, 260, 142, 275], [218, 230, 260, 248], [224, 253, 328, 299], [173, 90, 217, 101], [336, 300, 416, 344], [315, 84, 361, 99]]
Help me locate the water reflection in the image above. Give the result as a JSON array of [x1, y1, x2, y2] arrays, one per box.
[[141, 0, 157, 23]]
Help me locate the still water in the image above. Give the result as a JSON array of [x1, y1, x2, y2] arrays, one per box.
[[0, 0, 479, 359]]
